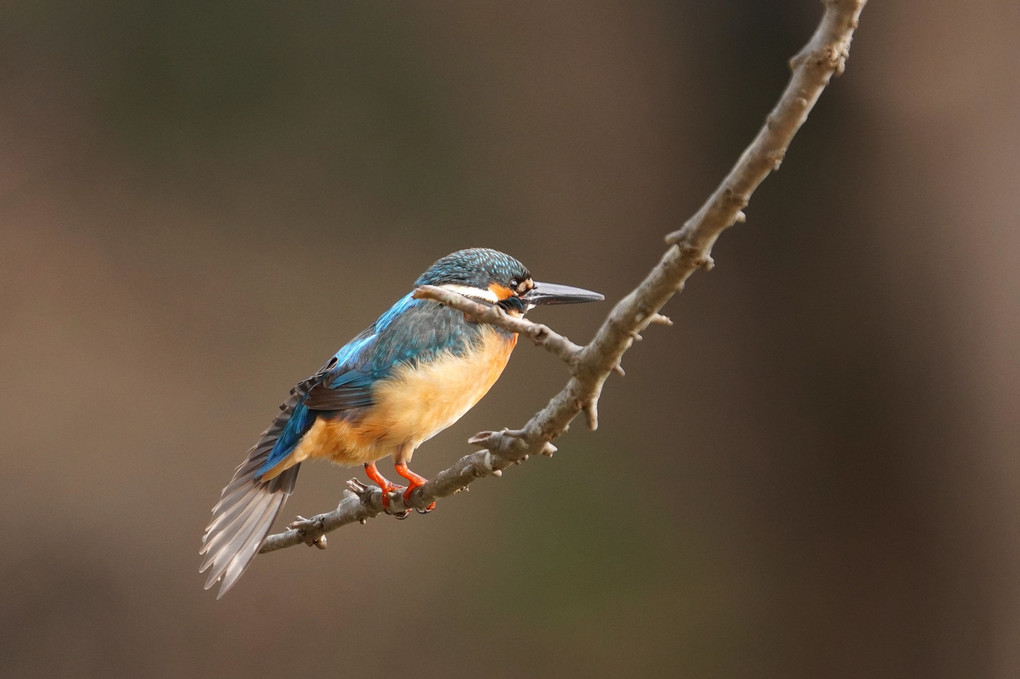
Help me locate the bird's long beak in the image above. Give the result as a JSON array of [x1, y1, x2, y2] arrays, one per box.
[[522, 281, 604, 306]]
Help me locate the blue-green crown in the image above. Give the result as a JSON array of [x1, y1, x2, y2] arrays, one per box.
[[415, 248, 531, 289]]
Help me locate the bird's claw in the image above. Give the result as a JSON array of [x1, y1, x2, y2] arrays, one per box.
[[402, 485, 437, 514], [379, 489, 412, 519]]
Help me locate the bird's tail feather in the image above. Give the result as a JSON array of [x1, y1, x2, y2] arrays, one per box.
[[200, 380, 314, 598]]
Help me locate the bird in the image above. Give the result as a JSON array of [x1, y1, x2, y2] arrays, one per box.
[[200, 247, 603, 597]]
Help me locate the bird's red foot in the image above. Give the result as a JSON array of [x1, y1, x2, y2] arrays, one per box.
[[395, 462, 437, 513], [364, 462, 410, 517]]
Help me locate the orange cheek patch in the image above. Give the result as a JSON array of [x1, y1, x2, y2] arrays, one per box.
[[488, 283, 515, 300]]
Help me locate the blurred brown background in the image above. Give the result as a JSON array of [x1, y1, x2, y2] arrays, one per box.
[[2, 1, 1017, 677]]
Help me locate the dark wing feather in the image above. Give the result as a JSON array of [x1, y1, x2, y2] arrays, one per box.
[[302, 369, 376, 410]]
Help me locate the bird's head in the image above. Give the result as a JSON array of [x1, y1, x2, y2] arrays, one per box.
[[416, 248, 603, 315]]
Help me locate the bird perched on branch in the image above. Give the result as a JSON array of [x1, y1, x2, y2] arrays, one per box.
[[201, 248, 602, 597]]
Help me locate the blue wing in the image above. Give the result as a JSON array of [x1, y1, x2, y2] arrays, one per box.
[[301, 294, 475, 412], [256, 294, 475, 477]]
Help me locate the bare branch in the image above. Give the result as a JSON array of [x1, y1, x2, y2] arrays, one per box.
[[260, 0, 866, 557], [260, 431, 529, 553]]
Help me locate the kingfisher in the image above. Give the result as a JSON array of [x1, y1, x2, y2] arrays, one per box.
[[200, 248, 602, 597]]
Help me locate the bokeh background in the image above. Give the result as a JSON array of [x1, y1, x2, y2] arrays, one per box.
[[2, 1, 1017, 677]]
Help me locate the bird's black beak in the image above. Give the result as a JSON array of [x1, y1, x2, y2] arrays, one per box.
[[521, 281, 604, 307]]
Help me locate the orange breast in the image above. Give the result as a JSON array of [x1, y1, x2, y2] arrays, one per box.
[[290, 327, 517, 467]]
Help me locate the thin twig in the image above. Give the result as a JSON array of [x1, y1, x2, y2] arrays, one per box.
[[412, 285, 585, 367], [259, 0, 866, 556]]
